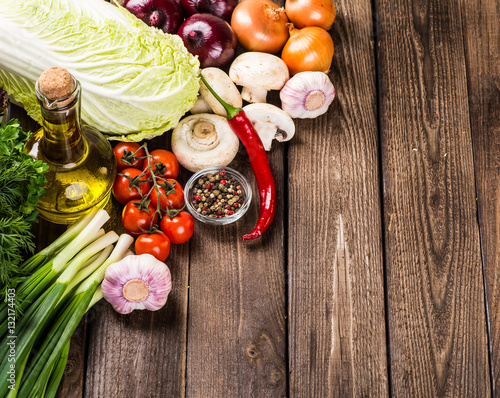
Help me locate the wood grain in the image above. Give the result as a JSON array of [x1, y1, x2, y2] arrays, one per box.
[[287, 0, 388, 396], [84, 158, 191, 397], [185, 148, 287, 397], [376, 0, 490, 395], [84, 241, 190, 397], [55, 319, 87, 398], [460, 0, 500, 394]]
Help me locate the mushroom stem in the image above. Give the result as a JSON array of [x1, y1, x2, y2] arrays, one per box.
[[193, 121, 218, 144], [241, 86, 268, 103], [123, 279, 150, 302]]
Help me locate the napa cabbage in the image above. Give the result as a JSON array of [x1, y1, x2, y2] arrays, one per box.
[[0, 0, 200, 141]]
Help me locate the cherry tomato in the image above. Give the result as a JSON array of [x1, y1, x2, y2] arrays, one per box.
[[122, 201, 158, 236], [113, 142, 146, 171], [143, 149, 179, 179], [112, 168, 151, 205], [150, 179, 185, 213], [160, 211, 194, 244], [135, 232, 171, 261]]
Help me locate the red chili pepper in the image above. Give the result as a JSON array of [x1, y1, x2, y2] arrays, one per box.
[[200, 75, 276, 240]]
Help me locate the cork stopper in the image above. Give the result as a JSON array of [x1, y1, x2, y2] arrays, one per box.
[[37, 67, 75, 100]]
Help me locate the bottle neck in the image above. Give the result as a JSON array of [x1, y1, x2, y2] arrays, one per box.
[[37, 80, 85, 164]]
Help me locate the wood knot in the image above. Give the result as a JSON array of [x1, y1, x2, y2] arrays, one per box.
[[246, 344, 259, 358], [65, 358, 76, 373], [269, 367, 284, 385]]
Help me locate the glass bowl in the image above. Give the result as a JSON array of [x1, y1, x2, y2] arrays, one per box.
[[184, 166, 252, 225]]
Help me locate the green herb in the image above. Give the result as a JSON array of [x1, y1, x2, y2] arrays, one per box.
[[0, 119, 48, 296]]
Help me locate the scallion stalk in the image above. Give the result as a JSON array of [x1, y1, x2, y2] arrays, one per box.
[[43, 341, 70, 398], [14, 234, 133, 397], [62, 245, 113, 300], [0, 211, 116, 397], [20, 208, 99, 274], [87, 285, 103, 311]]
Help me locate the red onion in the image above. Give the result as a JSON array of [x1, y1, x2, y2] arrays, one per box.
[[179, 0, 237, 21], [124, 0, 184, 34], [177, 14, 237, 68]]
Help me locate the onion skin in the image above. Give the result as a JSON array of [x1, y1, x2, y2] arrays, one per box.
[[231, 0, 289, 54], [281, 24, 333, 75], [177, 14, 238, 68], [179, 0, 238, 21], [124, 0, 184, 34], [284, 0, 336, 30]]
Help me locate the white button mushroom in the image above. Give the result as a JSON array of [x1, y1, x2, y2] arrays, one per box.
[[199, 68, 242, 117], [242, 103, 295, 151], [171, 113, 240, 172], [189, 94, 212, 114], [229, 52, 290, 103]]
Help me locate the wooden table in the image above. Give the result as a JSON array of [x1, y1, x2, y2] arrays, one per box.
[[12, 0, 499, 396]]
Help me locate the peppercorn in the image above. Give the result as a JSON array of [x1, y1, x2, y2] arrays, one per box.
[[189, 169, 246, 219]]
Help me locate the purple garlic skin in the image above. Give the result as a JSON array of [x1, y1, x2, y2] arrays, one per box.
[[279, 71, 335, 119], [102, 253, 172, 314]]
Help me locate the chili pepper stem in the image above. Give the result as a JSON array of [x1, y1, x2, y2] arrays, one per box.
[[199, 75, 241, 120]]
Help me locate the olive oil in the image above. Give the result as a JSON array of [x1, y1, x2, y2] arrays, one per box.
[[24, 68, 116, 224]]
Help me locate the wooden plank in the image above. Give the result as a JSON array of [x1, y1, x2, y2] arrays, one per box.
[[376, 0, 491, 395], [460, 0, 500, 394], [84, 161, 191, 397], [55, 319, 87, 398], [287, 0, 388, 396], [185, 148, 287, 397], [84, 246, 189, 398]]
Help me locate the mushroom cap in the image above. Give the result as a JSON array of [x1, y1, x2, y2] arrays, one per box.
[[200, 68, 242, 117], [190, 94, 212, 114], [171, 113, 240, 172], [242, 103, 295, 151], [229, 52, 290, 91]]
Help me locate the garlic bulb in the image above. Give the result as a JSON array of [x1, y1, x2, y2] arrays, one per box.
[[279, 71, 335, 119], [101, 254, 172, 314]]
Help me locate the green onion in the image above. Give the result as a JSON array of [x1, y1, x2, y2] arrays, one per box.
[[16, 234, 133, 397], [0, 209, 133, 398], [19, 208, 99, 274]]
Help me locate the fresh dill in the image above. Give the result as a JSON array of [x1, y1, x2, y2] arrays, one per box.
[[0, 119, 48, 297]]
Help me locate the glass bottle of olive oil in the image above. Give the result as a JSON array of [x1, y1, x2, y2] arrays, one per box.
[[24, 67, 116, 224]]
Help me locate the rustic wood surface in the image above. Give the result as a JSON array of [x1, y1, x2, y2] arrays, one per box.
[[461, 0, 500, 396], [9, 0, 499, 396], [377, 0, 490, 396]]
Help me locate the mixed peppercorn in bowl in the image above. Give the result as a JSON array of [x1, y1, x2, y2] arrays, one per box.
[[184, 166, 252, 225]]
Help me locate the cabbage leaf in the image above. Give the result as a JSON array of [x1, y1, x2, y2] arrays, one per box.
[[0, 0, 200, 141]]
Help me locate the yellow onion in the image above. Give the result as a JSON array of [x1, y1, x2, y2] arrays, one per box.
[[285, 0, 336, 30], [230, 0, 289, 53], [281, 24, 333, 75]]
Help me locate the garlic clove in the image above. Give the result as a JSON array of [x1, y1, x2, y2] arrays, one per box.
[[102, 253, 172, 314], [279, 71, 335, 119]]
